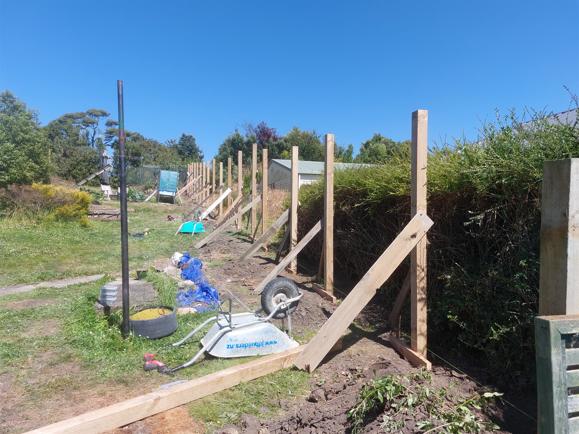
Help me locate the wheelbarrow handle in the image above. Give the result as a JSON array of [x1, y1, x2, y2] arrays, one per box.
[[171, 316, 217, 347]]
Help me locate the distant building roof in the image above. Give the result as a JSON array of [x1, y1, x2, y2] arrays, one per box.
[[271, 159, 372, 175], [547, 109, 577, 126], [522, 109, 578, 129]]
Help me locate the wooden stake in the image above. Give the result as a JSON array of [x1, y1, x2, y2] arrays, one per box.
[[539, 158, 579, 315], [289, 146, 299, 273], [227, 156, 232, 209], [262, 148, 269, 237], [294, 213, 434, 372], [251, 143, 257, 235], [237, 150, 243, 230], [323, 133, 335, 295], [411, 109, 428, 357]]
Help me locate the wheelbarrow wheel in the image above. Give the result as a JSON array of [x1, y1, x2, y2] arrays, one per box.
[[261, 277, 300, 319]]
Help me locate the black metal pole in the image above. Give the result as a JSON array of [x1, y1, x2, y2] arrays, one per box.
[[117, 80, 130, 338]]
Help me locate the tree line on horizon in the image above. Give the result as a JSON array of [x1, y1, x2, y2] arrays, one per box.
[[0, 90, 409, 188]]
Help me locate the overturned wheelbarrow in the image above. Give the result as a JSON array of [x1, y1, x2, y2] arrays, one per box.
[[161, 277, 302, 373]]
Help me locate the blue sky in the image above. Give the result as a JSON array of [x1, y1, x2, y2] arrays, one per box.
[[1, 0, 578, 157]]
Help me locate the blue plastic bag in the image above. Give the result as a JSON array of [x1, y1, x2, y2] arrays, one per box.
[[175, 252, 220, 311], [179, 254, 204, 284]]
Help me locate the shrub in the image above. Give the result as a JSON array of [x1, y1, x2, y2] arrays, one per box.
[[127, 187, 145, 202], [298, 108, 579, 389], [0, 183, 91, 225]]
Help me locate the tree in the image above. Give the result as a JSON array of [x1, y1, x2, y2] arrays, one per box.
[[281, 128, 324, 160], [44, 109, 110, 181], [245, 121, 286, 158], [175, 133, 203, 161], [356, 134, 410, 163], [216, 130, 252, 164], [0, 91, 49, 187], [335, 143, 354, 162]]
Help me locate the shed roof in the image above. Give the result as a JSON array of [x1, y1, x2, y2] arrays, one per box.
[[271, 159, 372, 175]]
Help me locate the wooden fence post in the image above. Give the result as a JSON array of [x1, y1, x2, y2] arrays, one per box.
[[218, 161, 223, 216], [411, 109, 428, 357], [262, 148, 269, 237], [227, 157, 232, 209], [237, 150, 243, 230], [211, 158, 215, 197], [539, 158, 579, 315], [323, 134, 334, 295], [251, 143, 257, 235], [289, 146, 299, 273], [206, 164, 210, 199]]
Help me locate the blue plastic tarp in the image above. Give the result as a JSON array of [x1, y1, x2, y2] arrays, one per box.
[[176, 252, 219, 311]]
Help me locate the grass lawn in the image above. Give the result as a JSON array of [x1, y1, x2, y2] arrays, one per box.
[[0, 199, 311, 432], [0, 202, 196, 287]]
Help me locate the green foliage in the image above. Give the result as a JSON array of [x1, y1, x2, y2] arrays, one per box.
[[217, 130, 253, 164], [355, 133, 410, 164], [0, 91, 50, 187], [127, 187, 146, 202], [216, 124, 325, 163], [348, 371, 500, 433], [336, 143, 354, 162], [175, 133, 204, 161], [299, 109, 579, 388], [281, 127, 324, 160], [58, 145, 101, 182], [44, 108, 110, 181]]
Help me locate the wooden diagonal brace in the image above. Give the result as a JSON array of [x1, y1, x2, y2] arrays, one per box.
[[294, 213, 433, 372], [240, 209, 289, 261], [254, 220, 322, 294]]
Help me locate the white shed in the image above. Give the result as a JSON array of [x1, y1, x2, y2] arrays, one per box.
[[268, 159, 370, 190]]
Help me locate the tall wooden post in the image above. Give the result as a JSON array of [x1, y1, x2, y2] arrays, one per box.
[[251, 143, 257, 234], [410, 109, 428, 357], [212, 159, 216, 196], [237, 150, 243, 229], [201, 163, 205, 200], [539, 158, 579, 315], [206, 164, 210, 199], [323, 134, 335, 294], [219, 161, 224, 216], [227, 157, 232, 209], [289, 146, 299, 273], [261, 148, 269, 236]]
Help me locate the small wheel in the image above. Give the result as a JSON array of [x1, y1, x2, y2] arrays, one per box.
[[261, 277, 300, 319]]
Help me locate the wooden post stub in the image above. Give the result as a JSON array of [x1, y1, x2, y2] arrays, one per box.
[[539, 158, 579, 315]]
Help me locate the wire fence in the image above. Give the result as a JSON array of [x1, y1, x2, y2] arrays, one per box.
[[126, 165, 188, 189]]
